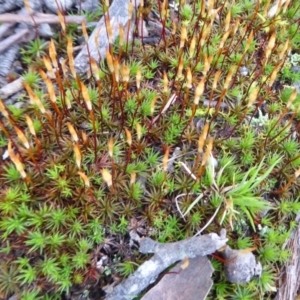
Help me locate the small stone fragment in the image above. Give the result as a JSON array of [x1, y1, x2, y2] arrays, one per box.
[[239, 66, 249, 76], [43, 0, 74, 13], [142, 256, 214, 300], [37, 23, 53, 38], [222, 246, 262, 283]]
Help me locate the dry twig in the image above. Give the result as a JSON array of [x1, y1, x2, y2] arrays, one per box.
[[0, 77, 24, 100], [105, 230, 228, 300], [0, 12, 86, 25], [0, 23, 15, 39], [275, 214, 300, 300], [0, 29, 30, 53]]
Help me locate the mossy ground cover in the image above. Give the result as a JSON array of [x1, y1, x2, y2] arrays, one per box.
[[0, 0, 300, 299]]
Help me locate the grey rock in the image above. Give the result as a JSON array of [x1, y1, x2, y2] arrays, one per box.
[[12, 101, 24, 109], [239, 66, 249, 76], [291, 66, 300, 94], [0, 45, 20, 77], [142, 256, 213, 300], [291, 66, 300, 73], [292, 81, 300, 94], [42, 0, 74, 13], [37, 23, 54, 38], [0, 0, 24, 13], [76, 0, 101, 12], [222, 246, 262, 283], [74, 0, 141, 74]]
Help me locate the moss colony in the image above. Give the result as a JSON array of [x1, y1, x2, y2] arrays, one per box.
[[0, 0, 300, 299]]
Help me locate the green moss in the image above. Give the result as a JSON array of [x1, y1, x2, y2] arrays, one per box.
[[0, 0, 299, 298]]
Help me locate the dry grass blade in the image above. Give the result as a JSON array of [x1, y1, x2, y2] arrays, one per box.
[[151, 94, 177, 125], [67, 37, 76, 77]]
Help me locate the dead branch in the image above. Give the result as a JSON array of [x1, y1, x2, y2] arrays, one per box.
[[275, 214, 300, 300], [105, 229, 228, 300], [0, 77, 24, 99], [0, 23, 15, 39], [0, 45, 20, 77], [0, 13, 86, 25], [0, 28, 30, 53]]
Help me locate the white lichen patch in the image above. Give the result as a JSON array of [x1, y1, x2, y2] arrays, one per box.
[[128, 284, 138, 294], [140, 260, 159, 277]]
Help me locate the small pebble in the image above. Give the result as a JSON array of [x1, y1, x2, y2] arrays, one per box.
[[2, 149, 9, 160], [222, 246, 262, 283], [239, 66, 249, 76], [291, 66, 300, 73], [43, 0, 74, 13]]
